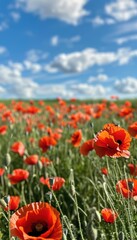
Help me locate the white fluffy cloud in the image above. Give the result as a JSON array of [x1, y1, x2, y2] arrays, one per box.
[[105, 0, 137, 22], [88, 74, 108, 83], [70, 83, 106, 97], [114, 77, 137, 93], [23, 61, 42, 73], [15, 0, 89, 25], [0, 61, 108, 99], [47, 48, 137, 73]]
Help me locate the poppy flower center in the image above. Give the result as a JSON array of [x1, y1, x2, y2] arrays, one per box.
[[128, 181, 134, 191], [35, 223, 44, 232], [28, 221, 48, 237], [116, 139, 122, 145]]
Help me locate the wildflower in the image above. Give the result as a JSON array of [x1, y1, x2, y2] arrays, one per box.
[[116, 178, 137, 198], [40, 177, 65, 191], [10, 202, 62, 239], [39, 136, 57, 152], [8, 169, 29, 184], [40, 156, 52, 166], [11, 141, 25, 156], [80, 139, 94, 155], [0, 168, 5, 176], [94, 123, 131, 158], [101, 208, 118, 223], [24, 155, 38, 165], [0, 125, 7, 135], [69, 129, 82, 147], [128, 122, 137, 138], [5, 196, 20, 211], [101, 168, 108, 175], [128, 163, 137, 176]]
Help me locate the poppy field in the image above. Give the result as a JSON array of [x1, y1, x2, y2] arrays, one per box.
[[0, 98, 137, 240]]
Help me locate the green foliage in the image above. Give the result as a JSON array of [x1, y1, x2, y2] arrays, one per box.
[[0, 99, 137, 239]]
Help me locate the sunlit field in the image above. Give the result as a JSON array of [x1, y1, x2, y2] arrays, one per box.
[[0, 98, 137, 240]]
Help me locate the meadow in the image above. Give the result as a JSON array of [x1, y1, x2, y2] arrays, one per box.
[[0, 98, 137, 240]]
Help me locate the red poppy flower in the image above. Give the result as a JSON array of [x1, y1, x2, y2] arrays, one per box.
[[0, 168, 5, 176], [5, 196, 20, 211], [94, 130, 119, 157], [103, 123, 131, 150], [0, 125, 7, 135], [128, 163, 137, 176], [10, 202, 62, 240], [39, 136, 57, 152], [8, 169, 29, 184], [80, 139, 94, 156], [40, 177, 65, 191], [128, 122, 137, 138], [69, 129, 82, 147], [11, 141, 25, 156], [101, 168, 108, 175], [40, 157, 52, 166], [116, 178, 137, 198], [94, 123, 131, 158], [24, 105, 40, 114], [101, 208, 118, 223], [24, 155, 38, 165]]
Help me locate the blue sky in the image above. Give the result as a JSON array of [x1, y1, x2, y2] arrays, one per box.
[[0, 0, 137, 99]]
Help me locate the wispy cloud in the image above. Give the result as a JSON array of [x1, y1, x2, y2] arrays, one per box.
[[50, 35, 81, 47], [0, 21, 8, 31], [114, 20, 137, 35], [91, 16, 115, 26], [115, 34, 137, 44], [0, 46, 7, 54], [10, 12, 21, 22], [25, 49, 48, 62]]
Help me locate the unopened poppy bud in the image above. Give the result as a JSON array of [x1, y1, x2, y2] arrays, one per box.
[[46, 191, 53, 201], [5, 153, 11, 166], [69, 168, 74, 184], [37, 160, 43, 170], [89, 122, 94, 128], [63, 228, 68, 240], [88, 225, 98, 240], [0, 196, 10, 208], [71, 184, 75, 196], [0, 198, 7, 208], [118, 231, 125, 240], [94, 209, 101, 223], [56, 157, 60, 165], [91, 207, 101, 222]]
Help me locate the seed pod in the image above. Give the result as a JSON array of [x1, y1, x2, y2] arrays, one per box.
[[90, 226, 98, 240], [118, 231, 125, 240], [5, 153, 11, 166], [37, 160, 43, 170]]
